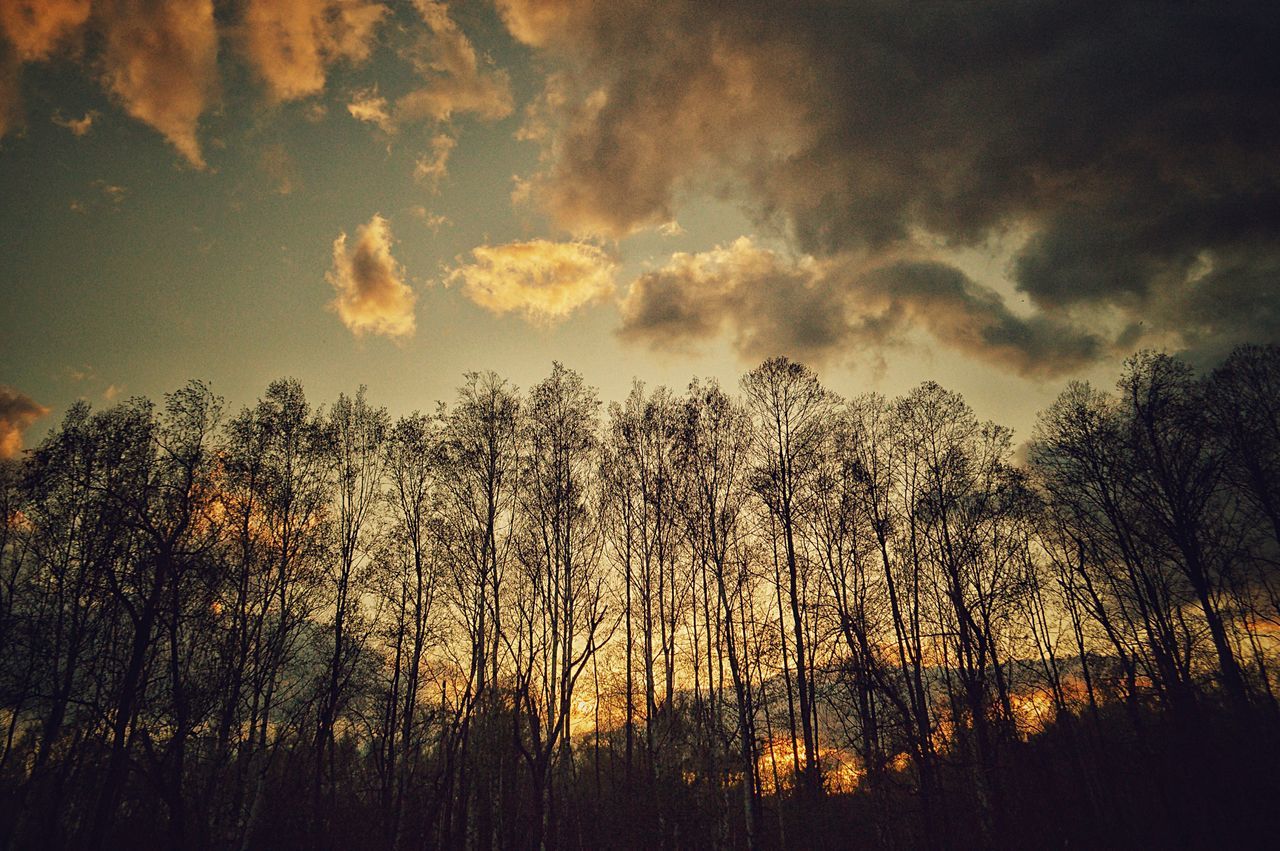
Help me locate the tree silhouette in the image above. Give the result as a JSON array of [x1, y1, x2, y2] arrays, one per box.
[[0, 349, 1276, 850]]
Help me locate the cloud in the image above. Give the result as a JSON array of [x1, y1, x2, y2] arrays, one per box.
[[3, 0, 504, 169], [342, 2, 511, 140], [1159, 247, 1280, 367], [240, 0, 387, 103], [409, 204, 450, 232], [327, 214, 416, 339], [619, 238, 844, 362], [859, 262, 1104, 378], [0, 0, 91, 62], [0, 0, 215, 161], [0, 386, 49, 459], [52, 109, 96, 135], [619, 237, 1101, 376], [92, 179, 126, 203], [97, 0, 219, 168], [394, 0, 513, 124], [446, 240, 615, 324], [498, 0, 808, 239], [413, 132, 455, 190], [347, 86, 394, 132], [502, 0, 1280, 372]]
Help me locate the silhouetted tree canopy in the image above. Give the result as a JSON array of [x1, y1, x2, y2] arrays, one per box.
[[1, 348, 1278, 850]]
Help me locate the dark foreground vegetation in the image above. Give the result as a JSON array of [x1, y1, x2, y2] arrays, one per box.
[[1, 345, 1278, 849]]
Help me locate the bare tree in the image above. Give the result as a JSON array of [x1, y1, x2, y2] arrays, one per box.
[[676, 379, 761, 848], [314, 388, 388, 836], [378, 411, 442, 848], [511, 364, 612, 850], [742, 357, 831, 796]]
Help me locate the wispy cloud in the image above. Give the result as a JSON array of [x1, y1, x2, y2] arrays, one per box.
[[344, 0, 513, 140], [91, 179, 126, 204], [409, 204, 450, 232], [412, 132, 455, 191], [52, 109, 97, 136], [347, 86, 395, 133], [394, 0, 513, 124]]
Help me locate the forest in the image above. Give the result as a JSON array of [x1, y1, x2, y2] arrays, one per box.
[[1, 346, 1277, 850]]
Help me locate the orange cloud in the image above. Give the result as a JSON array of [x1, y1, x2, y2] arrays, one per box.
[[499, 0, 807, 239], [0, 386, 49, 459], [408, 204, 450, 232], [327, 214, 416, 339], [98, 0, 219, 168], [494, 0, 591, 50], [241, 0, 386, 103], [394, 0, 513, 123], [347, 86, 394, 132], [413, 132, 455, 190], [52, 109, 97, 135], [446, 240, 615, 324], [0, 0, 90, 62]]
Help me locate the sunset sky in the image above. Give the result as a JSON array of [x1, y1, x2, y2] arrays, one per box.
[[3, 0, 1278, 454]]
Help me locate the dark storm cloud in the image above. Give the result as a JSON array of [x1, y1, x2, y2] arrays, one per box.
[[619, 238, 1101, 376], [864, 261, 1103, 377], [503, 0, 1280, 370]]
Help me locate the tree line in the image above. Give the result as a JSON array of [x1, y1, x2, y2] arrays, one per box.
[[1, 347, 1277, 850]]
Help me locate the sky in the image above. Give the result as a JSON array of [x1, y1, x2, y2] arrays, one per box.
[[2, 0, 1279, 456]]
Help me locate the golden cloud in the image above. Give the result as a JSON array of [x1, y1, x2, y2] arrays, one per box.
[[0, 0, 90, 62], [98, 0, 219, 168], [413, 132, 455, 190], [446, 240, 615, 324], [0, 385, 50, 459], [327, 214, 417, 339], [240, 0, 386, 103], [52, 109, 96, 135], [408, 204, 450, 232], [394, 0, 513, 123], [347, 86, 394, 133], [494, 0, 591, 50]]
